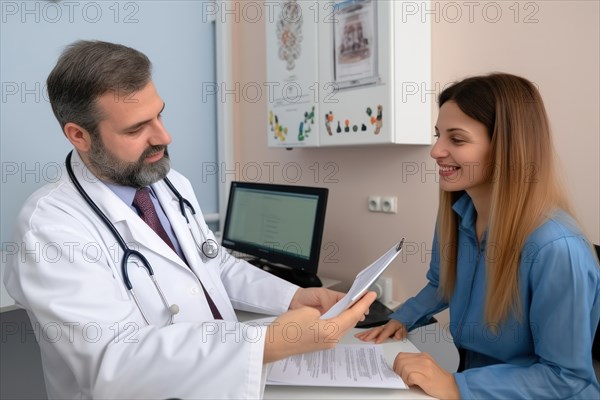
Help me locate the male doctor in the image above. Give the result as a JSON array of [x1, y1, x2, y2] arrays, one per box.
[[4, 40, 375, 399]]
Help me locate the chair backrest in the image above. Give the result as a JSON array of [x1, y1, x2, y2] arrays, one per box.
[[593, 245, 600, 361]]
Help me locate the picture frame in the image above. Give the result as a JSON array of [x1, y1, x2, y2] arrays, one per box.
[[332, 0, 379, 90]]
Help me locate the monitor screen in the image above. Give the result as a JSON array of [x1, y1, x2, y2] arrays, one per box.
[[221, 181, 328, 276]]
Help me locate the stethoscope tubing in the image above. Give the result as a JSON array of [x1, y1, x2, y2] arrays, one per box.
[[65, 151, 217, 325], [163, 176, 219, 259], [65, 152, 151, 287]]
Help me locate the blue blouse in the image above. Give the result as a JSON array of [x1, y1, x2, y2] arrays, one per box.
[[390, 193, 600, 399]]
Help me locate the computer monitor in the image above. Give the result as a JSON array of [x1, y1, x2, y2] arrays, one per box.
[[221, 181, 329, 287]]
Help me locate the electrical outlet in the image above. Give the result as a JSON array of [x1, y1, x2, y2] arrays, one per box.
[[368, 196, 381, 212], [381, 196, 397, 213]]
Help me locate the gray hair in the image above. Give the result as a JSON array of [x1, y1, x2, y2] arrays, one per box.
[[47, 40, 152, 136]]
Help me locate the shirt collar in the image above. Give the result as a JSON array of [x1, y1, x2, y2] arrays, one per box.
[[452, 192, 489, 244], [103, 182, 157, 207], [451, 192, 477, 231]]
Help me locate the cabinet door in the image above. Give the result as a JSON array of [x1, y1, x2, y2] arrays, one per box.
[[266, 0, 320, 148], [318, 0, 395, 146], [265, 0, 432, 147], [392, 0, 432, 145]]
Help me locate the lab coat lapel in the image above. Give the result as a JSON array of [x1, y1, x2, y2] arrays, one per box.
[[152, 180, 208, 271], [152, 179, 230, 314], [68, 151, 189, 270]]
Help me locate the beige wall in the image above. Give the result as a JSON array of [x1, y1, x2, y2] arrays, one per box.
[[231, 1, 600, 320]]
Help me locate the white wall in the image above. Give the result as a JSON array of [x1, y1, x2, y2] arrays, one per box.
[[232, 1, 600, 328]]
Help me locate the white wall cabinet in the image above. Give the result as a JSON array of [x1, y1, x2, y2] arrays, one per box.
[[266, 0, 432, 147]]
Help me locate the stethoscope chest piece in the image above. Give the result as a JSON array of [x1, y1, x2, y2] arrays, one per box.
[[202, 239, 219, 259], [163, 177, 220, 260]]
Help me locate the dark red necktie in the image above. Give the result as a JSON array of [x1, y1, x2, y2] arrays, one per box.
[[133, 187, 223, 319], [133, 187, 175, 252]]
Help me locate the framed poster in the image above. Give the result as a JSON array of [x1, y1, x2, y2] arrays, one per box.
[[266, 0, 320, 147], [333, 0, 379, 90]]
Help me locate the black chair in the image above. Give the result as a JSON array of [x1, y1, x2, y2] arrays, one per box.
[[592, 244, 600, 361]]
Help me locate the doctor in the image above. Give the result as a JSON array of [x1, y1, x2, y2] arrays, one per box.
[[4, 40, 375, 399]]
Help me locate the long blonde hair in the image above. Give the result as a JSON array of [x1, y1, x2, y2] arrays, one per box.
[[437, 73, 574, 325]]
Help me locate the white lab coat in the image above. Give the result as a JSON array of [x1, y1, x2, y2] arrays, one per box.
[[4, 151, 299, 399]]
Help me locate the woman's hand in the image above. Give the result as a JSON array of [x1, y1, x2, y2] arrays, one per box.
[[393, 352, 460, 399], [354, 319, 407, 344]]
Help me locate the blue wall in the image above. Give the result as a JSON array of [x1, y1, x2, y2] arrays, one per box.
[[1, 0, 219, 306], [0, 1, 219, 242]]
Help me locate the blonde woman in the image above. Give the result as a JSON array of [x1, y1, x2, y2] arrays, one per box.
[[356, 73, 600, 399]]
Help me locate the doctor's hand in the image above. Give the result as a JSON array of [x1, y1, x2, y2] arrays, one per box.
[[393, 352, 460, 399], [354, 319, 407, 344], [264, 291, 377, 364], [289, 287, 345, 314]]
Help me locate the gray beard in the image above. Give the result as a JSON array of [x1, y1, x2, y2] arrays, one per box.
[[87, 136, 170, 188]]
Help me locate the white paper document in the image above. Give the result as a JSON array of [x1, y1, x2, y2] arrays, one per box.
[[321, 239, 404, 319], [266, 344, 407, 389]]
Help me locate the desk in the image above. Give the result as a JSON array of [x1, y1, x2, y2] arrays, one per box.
[[237, 310, 437, 399]]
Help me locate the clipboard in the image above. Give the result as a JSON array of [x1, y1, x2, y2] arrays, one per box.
[[321, 238, 404, 319]]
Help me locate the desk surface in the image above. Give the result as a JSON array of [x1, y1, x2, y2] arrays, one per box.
[[237, 310, 436, 399], [264, 327, 435, 399]]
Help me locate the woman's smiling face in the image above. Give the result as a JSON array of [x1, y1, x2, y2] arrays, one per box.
[[431, 101, 493, 197]]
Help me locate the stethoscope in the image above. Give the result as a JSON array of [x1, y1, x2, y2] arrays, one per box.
[[65, 151, 220, 325]]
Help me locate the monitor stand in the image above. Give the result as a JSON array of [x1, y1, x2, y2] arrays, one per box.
[[249, 259, 322, 288]]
